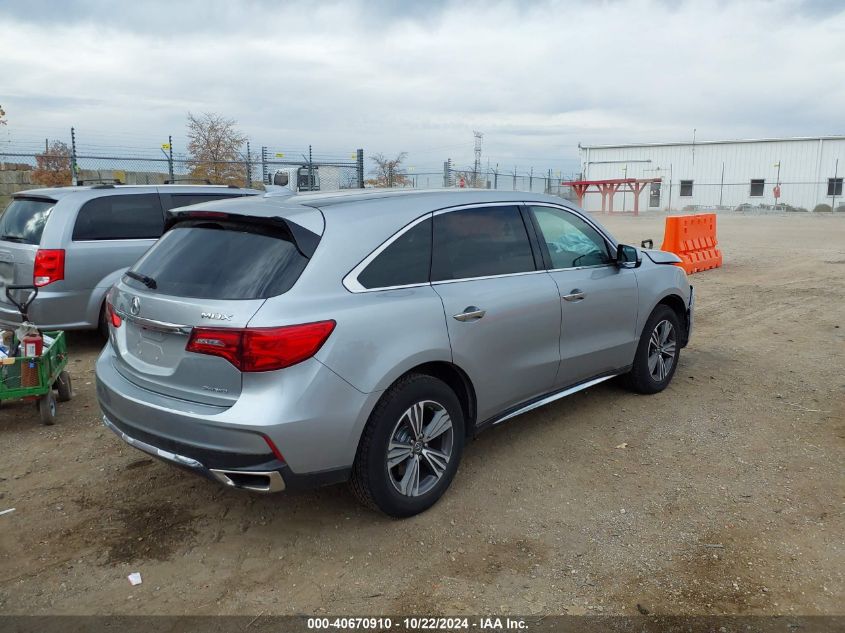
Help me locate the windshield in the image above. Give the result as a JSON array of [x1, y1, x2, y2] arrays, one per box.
[[0, 198, 56, 245]]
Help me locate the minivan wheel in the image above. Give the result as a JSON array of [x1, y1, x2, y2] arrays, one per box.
[[98, 302, 109, 339], [624, 304, 682, 395], [351, 374, 465, 517]]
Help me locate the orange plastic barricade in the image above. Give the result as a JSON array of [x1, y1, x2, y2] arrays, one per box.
[[660, 213, 723, 274]]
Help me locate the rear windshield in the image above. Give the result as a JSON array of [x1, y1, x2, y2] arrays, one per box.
[[0, 198, 56, 245], [125, 223, 309, 300]]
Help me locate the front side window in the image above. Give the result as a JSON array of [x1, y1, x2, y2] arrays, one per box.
[[679, 180, 694, 197], [431, 206, 535, 282], [750, 179, 765, 197], [358, 218, 432, 289], [828, 178, 843, 197], [530, 206, 612, 269], [73, 194, 164, 240]]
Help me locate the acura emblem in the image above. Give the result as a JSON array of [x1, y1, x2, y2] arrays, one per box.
[[130, 296, 141, 316]]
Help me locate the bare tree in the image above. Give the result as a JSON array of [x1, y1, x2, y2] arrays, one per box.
[[186, 112, 247, 185], [367, 152, 409, 188], [32, 141, 71, 186], [0, 105, 6, 126]]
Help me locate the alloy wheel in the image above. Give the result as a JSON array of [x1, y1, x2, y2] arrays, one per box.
[[647, 319, 677, 382], [386, 400, 454, 497]]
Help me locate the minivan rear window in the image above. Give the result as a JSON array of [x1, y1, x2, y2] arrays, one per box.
[[125, 223, 309, 300], [0, 198, 56, 245]]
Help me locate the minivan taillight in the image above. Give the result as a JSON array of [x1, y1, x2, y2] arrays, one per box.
[[34, 249, 65, 287], [186, 321, 336, 372]]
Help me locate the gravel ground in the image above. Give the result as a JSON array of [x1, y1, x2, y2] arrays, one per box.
[[0, 212, 842, 616]]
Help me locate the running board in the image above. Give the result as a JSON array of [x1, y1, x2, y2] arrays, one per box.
[[492, 373, 619, 426]]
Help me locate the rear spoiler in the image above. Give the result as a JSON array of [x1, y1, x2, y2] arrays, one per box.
[[163, 210, 320, 258]]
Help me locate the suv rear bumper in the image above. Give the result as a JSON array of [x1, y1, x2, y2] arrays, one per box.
[[103, 414, 287, 492], [95, 344, 374, 489]]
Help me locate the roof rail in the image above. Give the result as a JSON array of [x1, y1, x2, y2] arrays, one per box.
[[163, 178, 213, 185], [78, 178, 123, 186]]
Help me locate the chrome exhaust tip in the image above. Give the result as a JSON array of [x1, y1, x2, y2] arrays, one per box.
[[210, 469, 286, 493]]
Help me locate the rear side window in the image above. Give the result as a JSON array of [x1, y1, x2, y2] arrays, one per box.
[[126, 223, 308, 300], [431, 206, 535, 281], [72, 194, 164, 240], [358, 218, 432, 289], [163, 193, 246, 210], [0, 198, 55, 245]]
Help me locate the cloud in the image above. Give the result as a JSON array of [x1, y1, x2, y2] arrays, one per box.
[[1, 0, 843, 174]]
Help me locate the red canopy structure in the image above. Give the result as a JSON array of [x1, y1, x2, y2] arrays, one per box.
[[562, 178, 662, 216]]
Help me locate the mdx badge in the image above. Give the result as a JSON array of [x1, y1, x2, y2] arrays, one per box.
[[201, 312, 234, 321]]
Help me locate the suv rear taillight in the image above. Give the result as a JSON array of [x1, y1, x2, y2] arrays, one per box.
[[186, 321, 336, 372], [33, 249, 65, 287]]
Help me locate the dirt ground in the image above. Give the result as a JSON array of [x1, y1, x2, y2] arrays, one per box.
[[0, 213, 842, 616]]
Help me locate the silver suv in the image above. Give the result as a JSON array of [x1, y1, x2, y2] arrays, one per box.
[[0, 184, 259, 333], [95, 189, 693, 517]]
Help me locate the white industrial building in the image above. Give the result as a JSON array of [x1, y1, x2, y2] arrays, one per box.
[[578, 136, 845, 213]]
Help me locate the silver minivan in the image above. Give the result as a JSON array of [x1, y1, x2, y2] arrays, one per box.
[[96, 189, 693, 517], [0, 184, 260, 333]]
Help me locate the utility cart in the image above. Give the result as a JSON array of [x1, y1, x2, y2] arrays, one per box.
[[1, 285, 73, 425]]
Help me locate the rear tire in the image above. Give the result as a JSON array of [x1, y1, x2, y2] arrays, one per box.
[[624, 304, 682, 394], [350, 373, 465, 517], [55, 370, 73, 402], [37, 391, 57, 425]]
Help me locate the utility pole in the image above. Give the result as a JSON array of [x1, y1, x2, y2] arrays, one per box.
[[832, 158, 839, 213], [472, 131, 483, 188], [308, 145, 313, 191], [70, 127, 78, 185], [356, 149, 364, 189], [261, 146, 268, 184], [167, 135, 174, 182], [245, 141, 252, 188]]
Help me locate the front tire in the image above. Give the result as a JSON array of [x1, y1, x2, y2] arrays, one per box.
[[624, 304, 682, 394], [350, 374, 465, 517]]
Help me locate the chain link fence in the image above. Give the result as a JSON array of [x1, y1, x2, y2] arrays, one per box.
[[0, 129, 364, 205], [376, 163, 581, 201]]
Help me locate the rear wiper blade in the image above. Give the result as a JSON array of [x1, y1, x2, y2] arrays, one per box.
[[0, 234, 27, 243], [125, 270, 157, 289]]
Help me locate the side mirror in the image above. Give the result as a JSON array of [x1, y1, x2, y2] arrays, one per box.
[[616, 243, 641, 269]]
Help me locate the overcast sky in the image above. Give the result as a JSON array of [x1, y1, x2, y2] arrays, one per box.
[[2, 0, 843, 175]]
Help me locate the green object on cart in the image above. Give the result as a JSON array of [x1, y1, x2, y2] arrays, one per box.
[[0, 330, 69, 400]]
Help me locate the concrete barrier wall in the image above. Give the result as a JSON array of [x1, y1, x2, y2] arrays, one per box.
[[0, 169, 171, 209]]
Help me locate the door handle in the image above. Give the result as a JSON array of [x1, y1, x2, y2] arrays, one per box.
[[562, 289, 585, 302], [453, 306, 486, 322]]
